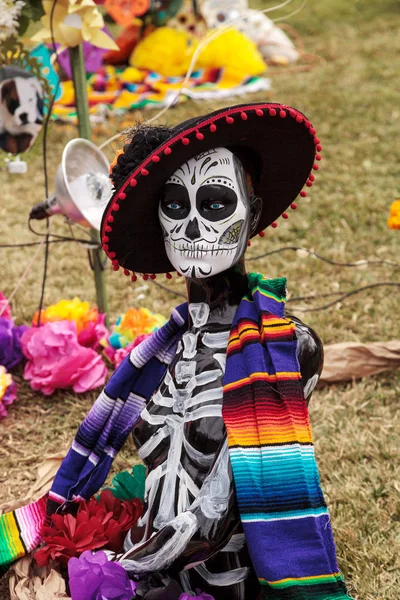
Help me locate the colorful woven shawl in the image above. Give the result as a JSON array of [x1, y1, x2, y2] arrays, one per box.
[[0, 274, 350, 599]]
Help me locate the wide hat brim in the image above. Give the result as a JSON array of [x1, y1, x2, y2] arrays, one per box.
[[101, 102, 321, 276]]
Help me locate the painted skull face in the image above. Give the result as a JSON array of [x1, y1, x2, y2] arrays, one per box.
[[158, 147, 251, 278]]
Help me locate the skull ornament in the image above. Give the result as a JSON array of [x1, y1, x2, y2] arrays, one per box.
[[158, 147, 253, 278]]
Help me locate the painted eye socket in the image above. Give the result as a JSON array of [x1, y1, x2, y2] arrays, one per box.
[[167, 201, 183, 210], [203, 200, 225, 211]]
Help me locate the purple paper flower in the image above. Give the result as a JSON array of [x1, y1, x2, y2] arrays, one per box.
[[179, 591, 215, 600], [0, 316, 28, 370], [68, 550, 136, 600]]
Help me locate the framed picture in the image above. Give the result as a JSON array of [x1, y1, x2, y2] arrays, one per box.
[[0, 38, 53, 155]]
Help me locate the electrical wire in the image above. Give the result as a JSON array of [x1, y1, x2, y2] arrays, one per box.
[[247, 246, 399, 268], [37, 0, 60, 326], [287, 282, 400, 312]]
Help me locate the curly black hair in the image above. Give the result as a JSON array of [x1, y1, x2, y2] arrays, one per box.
[[111, 124, 173, 190]]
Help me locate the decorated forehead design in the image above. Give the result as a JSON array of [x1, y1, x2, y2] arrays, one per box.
[[166, 148, 236, 189]]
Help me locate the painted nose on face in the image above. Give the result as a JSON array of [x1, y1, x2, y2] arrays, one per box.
[[19, 112, 28, 124], [185, 217, 201, 241]]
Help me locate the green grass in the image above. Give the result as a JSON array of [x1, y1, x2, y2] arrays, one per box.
[[1, 1, 400, 598]]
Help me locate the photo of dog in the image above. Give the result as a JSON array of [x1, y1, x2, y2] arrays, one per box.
[[0, 66, 45, 154]]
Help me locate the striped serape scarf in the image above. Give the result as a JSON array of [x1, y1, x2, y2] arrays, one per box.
[[0, 273, 351, 599]]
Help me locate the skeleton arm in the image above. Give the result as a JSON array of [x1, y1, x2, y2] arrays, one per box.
[[119, 438, 239, 574]]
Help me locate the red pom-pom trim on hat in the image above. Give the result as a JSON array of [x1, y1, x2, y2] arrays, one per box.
[[296, 114, 303, 123], [269, 108, 276, 116], [226, 116, 234, 124], [291, 203, 297, 210], [123, 269, 130, 276], [141, 168, 149, 176], [259, 230, 265, 237], [143, 274, 148, 280], [309, 174, 315, 182], [313, 164, 319, 170], [300, 191, 307, 198], [316, 154, 322, 161], [166, 272, 172, 279], [282, 212, 289, 219], [279, 110, 286, 118], [164, 147, 172, 155], [103, 244, 109, 252], [113, 265, 120, 271], [247, 240, 251, 247], [131, 273, 137, 282], [314, 137, 320, 145], [105, 225, 112, 233], [271, 222, 278, 228], [182, 137, 190, 145], [256, 109, 263, 116], [210, 123, 217, 132], [109, 251, 116, 258], [289, 109, 296, 118], [150, 273, 156, 279], [240, 112, 248, 120], [317, 144, 322, 152], [306, 180, 313, 187], [310, 128, 316, 135], [112, 203, 120, 212], [130, 178, 137, 187], [152, 155, 160, 162], [108, 215, 114, 222], [102, 236, 109, 243], [118, 192, 126, 200], [196, 132, 204, 140]]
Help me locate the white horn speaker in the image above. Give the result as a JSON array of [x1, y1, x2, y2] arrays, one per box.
[[30, 138, 113, 231]]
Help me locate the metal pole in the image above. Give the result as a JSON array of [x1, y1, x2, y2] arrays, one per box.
[[69, 45, 109, 324]]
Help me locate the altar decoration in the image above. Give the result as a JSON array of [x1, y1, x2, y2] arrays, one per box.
[[0, 315, 28, 370], [130, 26, 266, 80], [32, 0, 118, 50], [35, 490, 143, 567], [0, 365, 17, 420], [52, 65, 269, 122], [33, 297, 108, 351], [388, 199, 400, 229], [68, 550, 136, 600], [21, 320, 107, 395]]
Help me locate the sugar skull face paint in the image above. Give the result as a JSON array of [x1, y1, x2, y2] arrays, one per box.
[[158, 147, 252, 278]]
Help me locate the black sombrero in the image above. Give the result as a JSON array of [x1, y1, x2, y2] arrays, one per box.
[[101, 102, 321, 280]]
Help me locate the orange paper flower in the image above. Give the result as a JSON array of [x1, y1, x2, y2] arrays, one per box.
[[388, 199, 400, 230]]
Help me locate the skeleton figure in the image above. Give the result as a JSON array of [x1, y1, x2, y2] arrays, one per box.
[[119, 148, 323, 599]]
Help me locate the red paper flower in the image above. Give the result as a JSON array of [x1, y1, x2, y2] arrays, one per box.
[[35, 490, 143, 567]]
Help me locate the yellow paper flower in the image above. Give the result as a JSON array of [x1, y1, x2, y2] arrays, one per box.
[[33, 297, 100, 334], [388, 200, 400, 230], [0, 366, 12, 402], [131, 27, 196, 77], [32, 0, 118, 50], [196, 29, 266, 82]]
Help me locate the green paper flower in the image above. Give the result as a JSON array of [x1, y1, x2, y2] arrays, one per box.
[[105, 464, 146, 502]]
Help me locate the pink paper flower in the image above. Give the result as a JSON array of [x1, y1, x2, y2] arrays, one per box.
[[21, 321, 107, 395], [0, 291, 12, 320], [78, 313, 109, 352]]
